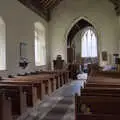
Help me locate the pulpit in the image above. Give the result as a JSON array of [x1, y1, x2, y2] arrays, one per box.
[[53, 55, 64, 70]]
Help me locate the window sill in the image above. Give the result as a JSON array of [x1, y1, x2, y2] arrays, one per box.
[[0, 69, 7, 71], [35, 65, 46, 67]]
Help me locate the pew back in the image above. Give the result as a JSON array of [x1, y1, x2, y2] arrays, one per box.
[[75, 95, 120, 114]]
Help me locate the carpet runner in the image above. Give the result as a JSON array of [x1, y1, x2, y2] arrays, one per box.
[[42, 97, 73, 120]]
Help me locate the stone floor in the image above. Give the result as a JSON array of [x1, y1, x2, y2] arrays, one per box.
[[17, 78, 86, 120]]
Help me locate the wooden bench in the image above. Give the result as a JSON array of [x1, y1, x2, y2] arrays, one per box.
[[76, 113, 120, 120], [76, 68, 120, 120], [36, 71, 61, 89], [0, 87, 22, 120], [16, 74, 53, 96], [88, 70, 120, 82], [39, 70, 70, 87], [75, 94, 120, 120], [46, 70, 70, 86], [91, 71, 120, 78], [9, 73, 58, 104], [0, 89, 12, 120], [33, 72, 59, 90], [83, 75, 120, 96], [75, 95, 120, 114], [0, 70, 69, 119], [85, 82, 120, 88], [0, 82, 34, 118], [0, 79, 40, 106], [81, 87, 120, 96], [0, 74, 55, 119]]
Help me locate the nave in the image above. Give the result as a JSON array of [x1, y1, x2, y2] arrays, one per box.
[[1, 0, 120, 120]]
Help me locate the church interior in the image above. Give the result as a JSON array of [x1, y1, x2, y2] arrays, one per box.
[[0, 0, 120, 120]]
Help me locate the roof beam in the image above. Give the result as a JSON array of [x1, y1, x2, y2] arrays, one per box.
[[18, 0, 50, 21], [17, 0, 63, 21]]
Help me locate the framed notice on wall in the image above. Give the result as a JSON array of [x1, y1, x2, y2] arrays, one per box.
[[102, 51, 107, 61], [20, 42, 27, 59]]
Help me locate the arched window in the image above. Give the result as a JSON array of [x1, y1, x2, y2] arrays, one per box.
[[81, 28, 97, 58], [0, 17, 6, 70], [34, 22, 46, 66]]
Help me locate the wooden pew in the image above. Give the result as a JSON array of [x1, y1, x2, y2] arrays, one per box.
[[30, 72, 58, 92], [0, 70, 68, 119], [81, 87, 120, 97], [0, 89, 13, 120], [75, 68, 120, 120], [23, 71, 59, 91], [75, 95, 120, 114], [0, 87, 20, 120], [0, 73, 56, 118], [83, 75, 120, 97], [36, 71, 61, 89], [17, 75, 49, 95], [14, 73, 57, 104], [75, 94, 120, 120], [47, 70, 69, 86], [17, 73, 57, 95], [54, 70, 65, 86], [0, 74, 52, 118], [39, 70, 70, 87], [88, 70, 120, 82], [92, 71, 120, 78], [52, 70, 70, 84], [85, 82, 120, 88], [0, 82, 35, 119], [1, 73, 58, 106], [0, 81, 41, 119], [0, 79, 40, 107], [76, 113, 120, 120], [87, 70, 120, 86], [87, 78, 120, 88]]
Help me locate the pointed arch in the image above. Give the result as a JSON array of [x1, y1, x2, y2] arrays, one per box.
[[66, 17, 99, 63], [65, 16, 97, 45]]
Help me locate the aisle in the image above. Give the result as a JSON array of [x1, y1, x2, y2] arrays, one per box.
[[17, 80, 84, 120]]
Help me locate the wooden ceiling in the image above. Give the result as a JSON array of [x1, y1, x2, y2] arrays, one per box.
[[18, 0, 120, 21], [18, 0, 63, 21]]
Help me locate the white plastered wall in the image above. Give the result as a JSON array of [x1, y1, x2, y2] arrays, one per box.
[[0, 0, 49, 76], [118, 17, 120, 53], [49, 0, 120, 65]]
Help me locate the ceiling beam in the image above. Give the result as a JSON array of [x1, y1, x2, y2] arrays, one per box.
[[17, 0, 63, 21]]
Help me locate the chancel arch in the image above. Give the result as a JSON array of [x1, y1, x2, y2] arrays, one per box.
[[67, 18, 99, 64]]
